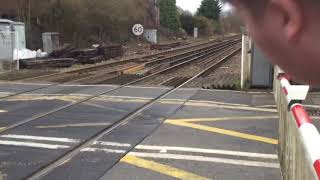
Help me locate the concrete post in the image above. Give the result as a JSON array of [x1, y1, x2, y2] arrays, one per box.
[[241, 34, 251, 89], [194, 27, 198, 38]]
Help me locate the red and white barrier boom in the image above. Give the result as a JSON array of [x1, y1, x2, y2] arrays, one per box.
[[278, 72, 320, 179]]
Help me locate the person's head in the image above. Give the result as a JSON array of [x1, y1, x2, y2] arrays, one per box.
[[228, 0, 320, 85]]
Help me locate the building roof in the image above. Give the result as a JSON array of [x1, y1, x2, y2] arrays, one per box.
[[0, 19, 14, 24]]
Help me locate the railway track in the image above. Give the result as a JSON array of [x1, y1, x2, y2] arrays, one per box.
[[66, 41, 230, 85], [28, 47, 241, 180], [0, 37, 241, 132], [0, 38, 241, 101], [0, 40, 242, 136], [0, 38, 242, 179], [131, 40, 241, 87], [19, 38, 238, 84], [98, 39, 240, 85]]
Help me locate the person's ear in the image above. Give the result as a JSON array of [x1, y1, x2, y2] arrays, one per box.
[[270, 0, 303, 42]]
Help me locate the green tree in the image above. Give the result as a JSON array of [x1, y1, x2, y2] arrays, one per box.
[[179, 10, 194, 35], [197, 0, 221, 21], [159, 0, 180, 31], [28, 0, 148, 46]]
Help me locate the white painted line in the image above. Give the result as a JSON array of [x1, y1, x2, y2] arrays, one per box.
[[94, 141, 131, 147], [22, 93, 46, 96], [0, 140, 69, 149], [135, 145, 278, 159], [125, 85, 171, 89], [0, 110, 7, 113], [0, 82, 52, 86], [36, 122, 112, 129], [160, 99, 188, 103], [184, 101, 278, 112], [22, 94, 72, 97], [81, 147, 126, 154], [1, 134, 80, 143], [128, 152, 280, 168], [256, 105, 277, 108], [0, 92, 14, 95], [304, 104, 320, 109], [100, 95, 153, 100], [60, 84, 118, 87], [187, 99, 249, 107], [68, 94, 92, 97], [178, 88, 200, 91], [200, 88, 273, 94]]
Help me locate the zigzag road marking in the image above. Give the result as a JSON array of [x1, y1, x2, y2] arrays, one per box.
[[167, 116, 279, 123], [121, 155, 210, 180], [165, 117, 278, 145]]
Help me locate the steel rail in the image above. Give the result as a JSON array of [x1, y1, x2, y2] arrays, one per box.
[[26, 44, 242, 180]]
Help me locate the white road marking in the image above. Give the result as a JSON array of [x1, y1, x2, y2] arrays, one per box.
[[0, 92, 14, 95], [187, 99, 249, 107], [200, 88, 273, 94], [36, 122, 112, 129], [256, 105, 277, 108], [60, 84, 118, 87], [100, 95, 153, 100], [0, 110, 7, 113], [0, 140, 69, 149], [94, 141, 131, 147], [68, 94, 92, 97], [304, 104, 320, 109], [135, 145, 278, 159], [0, 82, 52, 86], [81, 148, 126, 154], [128, 152, 279, 168], [125, 86, 171, 89], [0, 134, 279, 169], [24, 93, 74, 96], [183, 101, 278, 112], [1, 134, 80, 143]]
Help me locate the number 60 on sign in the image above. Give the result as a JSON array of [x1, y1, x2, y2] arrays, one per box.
[[132, 24, 144, 36]]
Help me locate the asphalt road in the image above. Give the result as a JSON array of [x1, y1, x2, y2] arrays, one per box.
[[0, 82, 281, 180]]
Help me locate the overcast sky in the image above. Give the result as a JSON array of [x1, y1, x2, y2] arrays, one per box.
[[176, 0, 232, 14]]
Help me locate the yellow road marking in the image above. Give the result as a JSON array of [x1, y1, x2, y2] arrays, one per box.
[[123, 65, 145, 74], [166, 120, 278, 145], [36, 123, 111, 129], [167, 116, 279, 123], [121, 155, 209, 180]]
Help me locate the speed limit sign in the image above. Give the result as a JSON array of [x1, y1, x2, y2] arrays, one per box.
[[132, 24, 144, 36]]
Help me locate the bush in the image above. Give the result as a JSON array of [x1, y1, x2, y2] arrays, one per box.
[[22, 0, 149, 47], [192, 16, 214, 36], [179, 11, 194, 35]]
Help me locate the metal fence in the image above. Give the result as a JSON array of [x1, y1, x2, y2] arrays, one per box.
[[274, 67, 320, 180]]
